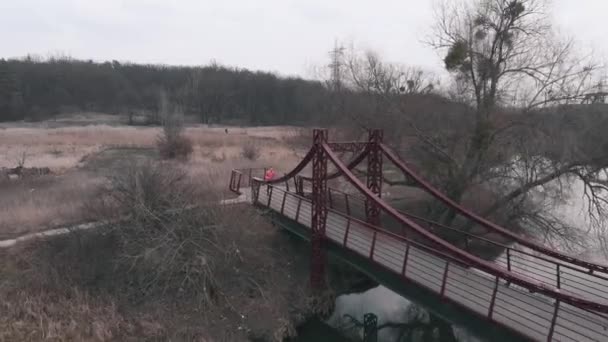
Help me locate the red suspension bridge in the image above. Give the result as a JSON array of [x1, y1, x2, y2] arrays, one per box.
[[228, 129, 608, 342]]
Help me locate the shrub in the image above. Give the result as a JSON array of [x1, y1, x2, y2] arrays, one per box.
[[157, 133, 193, 160], [100, 161, 219, 303], [241, 143, 260, 161], [210, 151, 226, 163], [156, 94, 193, 160]]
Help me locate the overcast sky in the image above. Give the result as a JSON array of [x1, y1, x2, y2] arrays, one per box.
[[1, 0, 607, 78]]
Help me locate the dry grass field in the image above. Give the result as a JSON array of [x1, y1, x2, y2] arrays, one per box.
[[0, 193, 314, 341], [0, 114, 324, 341], [0, 114, 307, 238]]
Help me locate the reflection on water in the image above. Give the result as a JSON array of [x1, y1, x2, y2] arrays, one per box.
[[291, 286, 483, 341], [326, 285, 483, 342]]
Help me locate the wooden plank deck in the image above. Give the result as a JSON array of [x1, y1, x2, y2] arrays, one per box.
[[257, 186, 608, 342]]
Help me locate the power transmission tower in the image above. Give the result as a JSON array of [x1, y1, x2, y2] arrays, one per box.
[[328, 39, 345, 93], [581, 79, 607, 104], [327, 39, 346, 119]]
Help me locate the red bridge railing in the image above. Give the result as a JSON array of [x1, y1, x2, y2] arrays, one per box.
[[253, 182, 608, 341], [380, 143, 608, 275], [229, 168, 267, 194], [322, 142, 608, 313], [290, 142, 608, 277], [326, 186, 608, 306]]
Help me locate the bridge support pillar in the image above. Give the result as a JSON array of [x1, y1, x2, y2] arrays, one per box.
[[311, 129, 328, 289], [366, 129, 383, 226], [363, 313, 378, 342]]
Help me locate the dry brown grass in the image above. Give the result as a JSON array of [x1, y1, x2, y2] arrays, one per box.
[[0, 115, 321, 341], [0, 122, 306, 237], [0, 173, 104, 239], [0, 124, 302, 171], [0, 163, 313, 341], [0, 287, 142, 342]]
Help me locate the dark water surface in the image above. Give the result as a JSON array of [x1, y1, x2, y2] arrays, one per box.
[[291, 318, 352, 342]]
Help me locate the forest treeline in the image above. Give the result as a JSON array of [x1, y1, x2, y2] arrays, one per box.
[[0, 57, 335, 124]]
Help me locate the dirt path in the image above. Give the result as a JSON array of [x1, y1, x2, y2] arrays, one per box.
[[0, 190, 251, 249]]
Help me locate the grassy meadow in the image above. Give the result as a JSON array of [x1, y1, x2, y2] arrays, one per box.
[[0, 114, 306, 238]]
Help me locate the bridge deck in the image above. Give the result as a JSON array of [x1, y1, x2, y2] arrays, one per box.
[[323, 188, 608, 307], [256, 185, 608, 342]]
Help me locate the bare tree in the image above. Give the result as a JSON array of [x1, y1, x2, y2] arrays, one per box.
[[345, 49, 436, 96], [432, 0, 600, 109], [335, 44, 439, 142], [404, 0, 608, 252]]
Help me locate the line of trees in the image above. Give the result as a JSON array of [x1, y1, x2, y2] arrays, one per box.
[[0, 56, 334, 125]]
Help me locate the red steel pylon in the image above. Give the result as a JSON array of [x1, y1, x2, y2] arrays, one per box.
[[310, 129, 328, 289], [365, 129, 383, 226]]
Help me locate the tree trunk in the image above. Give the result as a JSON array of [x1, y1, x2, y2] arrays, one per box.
[[437, 111, 493, 227]]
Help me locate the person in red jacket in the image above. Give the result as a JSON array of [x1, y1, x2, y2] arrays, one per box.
[[264, 167, 276, 181], [264, 167, 276, 195]]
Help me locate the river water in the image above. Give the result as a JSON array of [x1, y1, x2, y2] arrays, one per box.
[[318, 174, 608, 342]]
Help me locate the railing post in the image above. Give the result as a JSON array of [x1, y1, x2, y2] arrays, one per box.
[[342, 218, 351, 247], [296, 176, 304, 196], [328, 188, 334, 209], [365, 129, 383, 226], [547, 300, 560, 341], [229, 171, 235, 191], [369, 230, 378, 260], [506, 249, 512, 287], [488, 276, 499, 319], [344, 192, 350, 216], [556, 264, 561, 289], [252, 179, 261, 203], [440, 262, 450, 297], [267, 185, 273, 207], [249, 168, 253, 187], [280, 191, 288, 214], [401, 244, 410, 276], [237, 172, 243, 193], [295, 197, 303, 222], [310, 129, 329, 289]]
